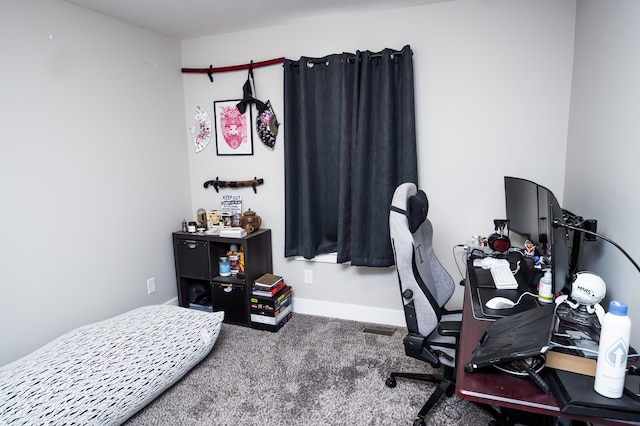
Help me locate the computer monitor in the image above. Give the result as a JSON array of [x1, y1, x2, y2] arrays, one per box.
[[549, 191, 570, 295], [504, 176, 570, 295], [504, 177, 549, 249]]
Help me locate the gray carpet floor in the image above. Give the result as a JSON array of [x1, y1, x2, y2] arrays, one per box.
[[125, 313, 495, 425]]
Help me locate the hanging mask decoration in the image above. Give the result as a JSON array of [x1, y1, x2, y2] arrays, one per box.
[[256, 100, 278, 150], [236, 62, 279, 150]]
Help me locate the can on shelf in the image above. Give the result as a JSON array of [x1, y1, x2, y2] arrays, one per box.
[[219, 256, 231, 276], [229, 253, 239, 275]]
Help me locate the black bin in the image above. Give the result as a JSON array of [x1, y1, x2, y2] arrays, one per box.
[[211, 281, 247, 325], [176, 239, 210, 279]]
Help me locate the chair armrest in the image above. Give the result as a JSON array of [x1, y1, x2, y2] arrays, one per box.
[[438, 321, 461, 339], [403, 334, 441, 366]]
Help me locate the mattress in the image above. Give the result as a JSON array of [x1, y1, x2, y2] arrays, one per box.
[[0, 305, 224, 425]]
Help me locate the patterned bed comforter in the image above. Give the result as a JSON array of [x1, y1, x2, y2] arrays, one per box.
[[0, 305, 224, 426]]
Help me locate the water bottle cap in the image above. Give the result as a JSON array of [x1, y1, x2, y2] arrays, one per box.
[[608, 301, 628, 316]]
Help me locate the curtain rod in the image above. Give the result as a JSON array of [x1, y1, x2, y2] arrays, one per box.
[[181, 57, 285, 82], [294, 49, 406, 67], [181, 49, 406, 80]]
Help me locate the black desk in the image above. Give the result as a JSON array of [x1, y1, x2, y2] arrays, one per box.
[[457, 260, 640, 425]]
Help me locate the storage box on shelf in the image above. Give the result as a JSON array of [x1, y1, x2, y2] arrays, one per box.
[[172, 229, 272, 327]]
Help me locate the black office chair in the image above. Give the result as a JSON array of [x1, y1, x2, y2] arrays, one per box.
[[385, 183, 462, 426]]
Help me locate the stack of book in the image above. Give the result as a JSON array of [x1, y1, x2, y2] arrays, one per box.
[[250, 273, 293, 332], [219, 227, 247, 238]]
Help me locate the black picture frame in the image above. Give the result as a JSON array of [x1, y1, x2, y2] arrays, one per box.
[[213, 99, 253, 156]]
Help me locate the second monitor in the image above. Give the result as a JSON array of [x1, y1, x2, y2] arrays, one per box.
[[504, 176, 570, 297]]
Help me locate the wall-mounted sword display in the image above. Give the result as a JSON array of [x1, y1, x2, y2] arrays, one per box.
[[203, 177, 264, 193]]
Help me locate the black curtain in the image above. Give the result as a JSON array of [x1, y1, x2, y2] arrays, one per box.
[[284, 45, 417, 267]]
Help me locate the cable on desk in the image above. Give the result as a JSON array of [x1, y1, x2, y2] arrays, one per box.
[[452, 244, 466, 281], [513, 292, 537, 306], [549, 342, 599, 356], [468, 248, 488, 258]]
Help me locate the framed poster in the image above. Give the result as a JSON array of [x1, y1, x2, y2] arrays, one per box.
[[213, 99, 253, 156]]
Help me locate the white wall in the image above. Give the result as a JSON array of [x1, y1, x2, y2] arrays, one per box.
[[181, 0, 576, 320], [0, 0, 587, 367], [0, 0, 190, 366], [565, 0, 640, 349]]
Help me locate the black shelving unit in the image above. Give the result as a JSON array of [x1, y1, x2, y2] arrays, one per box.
[[172, 229, 272, 327]]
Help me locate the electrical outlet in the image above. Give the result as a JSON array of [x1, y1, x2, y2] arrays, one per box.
[[147, 277, 156, 294], [304, 269, 313, 284]]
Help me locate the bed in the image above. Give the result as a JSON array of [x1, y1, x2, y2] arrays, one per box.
[[0, 305, 224, 425]]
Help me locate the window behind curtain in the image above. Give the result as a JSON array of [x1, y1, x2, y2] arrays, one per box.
[[284, 45, 417, 267]]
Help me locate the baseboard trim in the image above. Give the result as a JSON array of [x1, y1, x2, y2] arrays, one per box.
[[164, 296, 406, 327], [291, 297, 406, 327]]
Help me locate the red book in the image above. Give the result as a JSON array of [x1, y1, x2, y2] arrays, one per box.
[[252, 280, 286, 297]]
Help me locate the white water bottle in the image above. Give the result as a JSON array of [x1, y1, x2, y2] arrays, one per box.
[[538, 270, 553, 304], [594, 301, 631, 398]]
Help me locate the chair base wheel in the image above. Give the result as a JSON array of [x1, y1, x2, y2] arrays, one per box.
[[385, 377, 397, 388], [413, 418, 426, 426]]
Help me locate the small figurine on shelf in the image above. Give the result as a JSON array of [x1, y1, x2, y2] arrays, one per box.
[[197, 208, 208, 229]]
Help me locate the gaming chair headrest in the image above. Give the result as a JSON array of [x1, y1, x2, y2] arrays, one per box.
[[391, 188, 429, 233]]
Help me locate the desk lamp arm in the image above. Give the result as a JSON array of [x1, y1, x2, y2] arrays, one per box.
[[552, 219, 640, 274]]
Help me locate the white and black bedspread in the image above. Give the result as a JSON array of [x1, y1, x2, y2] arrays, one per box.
[[0, 305, 224, 426]]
